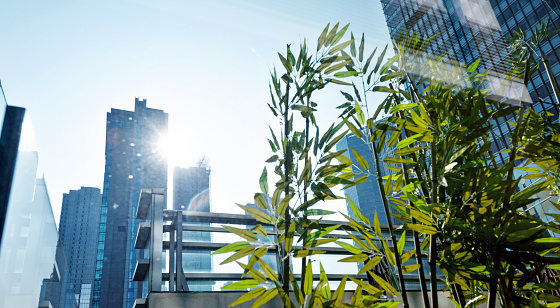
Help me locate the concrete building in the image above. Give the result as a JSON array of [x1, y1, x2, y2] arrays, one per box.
[[93, 98, 168, 308], [58, 187, 102, 307]]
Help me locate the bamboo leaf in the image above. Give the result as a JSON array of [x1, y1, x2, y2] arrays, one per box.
[[212, 241, 250, 255], [304, 260, 313, 295], [339, 253, 369, 262], [254, 193, 268, 210], [335, 241, 362, 254], [324, 60, 352, 74], [259, 167, 268, 195], [222, 225, 258, 242], [402, 264, 421, 274], [228, 288, 265, 306], [397, 230, 406, 255], [238, 204, 272, 224], [407, 224, 437, 235], [359, 33, 365, 61], [371, 272, 398, 295], [331, 23, 349, 46], [374, 44, 388, 73], [357, 256, 381, 275], [222, 279, 259, 290], [351, 146, 370, 170], [334, 71, 360, 78], [333, 276, 347, 307], [250, 288, 278, 308], [328, 39, 354, 55], [258, 259, 278, 281], [317, 23, 330, 50], [220, 246, 257, 265]]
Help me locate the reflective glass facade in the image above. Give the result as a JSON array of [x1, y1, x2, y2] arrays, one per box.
[[173, 166, 213, 291], [336, 132, 399, 225], [59, 187, 102, 307], [93, 98, 168, 308]]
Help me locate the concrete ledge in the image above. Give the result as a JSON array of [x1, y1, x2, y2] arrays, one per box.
[[133, 259, 150, 281], [146, 291, 459, 308]]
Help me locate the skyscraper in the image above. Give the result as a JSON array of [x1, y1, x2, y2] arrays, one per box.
[[93, 98, 168, 308], [380, 0, 560, 129], [173, 165, 212, 291], [58, 187, 102, 307], [173, 165, 210, 212], [336, 131, 399, 225]]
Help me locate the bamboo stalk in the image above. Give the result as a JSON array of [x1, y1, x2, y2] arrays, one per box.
[[390, 84, 431, 308], [282, 80, 291, 301], [370, 130, 410, 308]]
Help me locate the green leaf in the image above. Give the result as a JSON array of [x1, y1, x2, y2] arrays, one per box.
[[238, 204, 272, 224], [330, 23, 349, 46], [374, 44, 387, 73], [357, 256, 381, 275], [383, 157, 415, 164], [293, 249, 326, 257], [265, 155, 278, 163], [320, 263, 331, 299], [254, 193, 268, 210], [351, 146, 370, 170], [394, 146, 427, 156], [339, 253, 369, 262], [317, 23, 330, 50], [276, 193, 292, 217], [251, 224, 268, 237], [397, 230, 406, 255], [396, 133, 422, 149], [370, 272, 398, 295], [304, 209, 336, 216], [355, 101, 365, 125], [350, 33, 356, 57], [335, 241, 362, 254], [328, 39, 354, 55], [372, 85, 397, 93], [332, 276, 347, 307], [221, 246, 256, 265], [407, 224, 437, 235], [222, 279, 259, 290], [258, 258, 278, 281], [333, 71, 359, 78], [278, 52, 292, 73], [228, 288, 265, 306], [304, 260, 313, 295], [467, 58, 480, 73], [324, 60, 352, 74], [359, 33, 365, 61], [259, 167, 268, 195], [374, 211, 382, 236], [402, 264, 421, 274], [222, 225, 258, 242], [211, 241, 250, 255], [285, 222, 296, 252], [389, 103, 417, 113], [380, 71, 406, 82], [251, 288, 278, 308], [345, 120, 362, 138], [379, 51, 400, 74]]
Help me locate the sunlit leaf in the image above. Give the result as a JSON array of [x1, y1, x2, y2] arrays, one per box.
[[222, 279, 259, 290]]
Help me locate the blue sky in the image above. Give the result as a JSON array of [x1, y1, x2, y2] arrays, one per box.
[[0, 0, 393, 223]]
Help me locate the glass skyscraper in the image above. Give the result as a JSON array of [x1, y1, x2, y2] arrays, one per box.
[[336, 131, 399, 225], [93, 98, 168, 308], [173, 166, 213, 291], [58, 187, 102, 307]]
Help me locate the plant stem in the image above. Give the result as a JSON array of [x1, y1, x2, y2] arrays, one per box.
[[370, 129, 410, 308], [390, 84, 430, 308], [282, 80, 291, 301]]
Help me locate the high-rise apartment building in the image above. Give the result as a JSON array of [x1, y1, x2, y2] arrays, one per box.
[[58, 187, 102, 307], [173, 165, 212, 291], [93, 98, 168, 308]]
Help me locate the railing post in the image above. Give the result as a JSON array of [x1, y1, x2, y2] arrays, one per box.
[[148, 189, 164, 292], [168, 211, 176, 292]]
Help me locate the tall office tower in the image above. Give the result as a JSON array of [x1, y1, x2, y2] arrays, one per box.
[[93, 99, 168, 308], [58, 187, 102, 307], [336, 132, 398, 225], [380, 0, 560, 128], [173, 165, 212, 291]]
